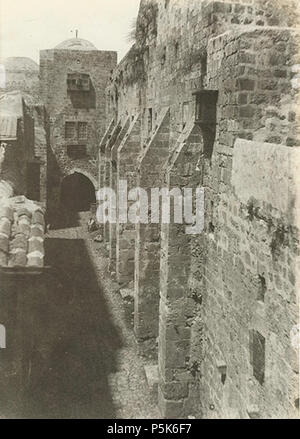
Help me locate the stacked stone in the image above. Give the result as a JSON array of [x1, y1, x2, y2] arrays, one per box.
[[103, 122, 122, 242], [158, 123, 204, 417], [116, 114, 142, 284], [109, 117, 131, 270], [134, 108, 170, 352]]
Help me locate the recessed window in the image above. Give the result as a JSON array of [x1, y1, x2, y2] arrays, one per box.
[[65, 122, 76, 139], [250, 330, 265, 385], [65, 121, 88, 140], [257, 275, 266, 302], [193, 89, 218, 160], [147, 108, 153, 134], [67, 73, 90, 91], [217, 362, 227, 385], [194, 90, 218, 124]]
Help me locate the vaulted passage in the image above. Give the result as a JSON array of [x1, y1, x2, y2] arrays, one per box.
[[60, 172, 96, 212]]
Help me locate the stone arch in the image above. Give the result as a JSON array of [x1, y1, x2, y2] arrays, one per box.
[[70, 167, 98, 190], [60, 171, 96, 212]]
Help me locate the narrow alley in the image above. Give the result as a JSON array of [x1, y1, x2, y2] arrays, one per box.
[[19, 211, 159, 419], [0, 0, 299, 421]]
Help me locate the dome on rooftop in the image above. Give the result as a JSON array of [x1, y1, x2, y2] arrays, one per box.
[[3, 57, 39, 72], [54, 38, 97, 51]]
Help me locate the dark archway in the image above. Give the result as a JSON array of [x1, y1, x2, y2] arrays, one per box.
[[60, 172, 96, 212]]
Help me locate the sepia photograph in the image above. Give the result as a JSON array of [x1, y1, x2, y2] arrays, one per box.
[[0, 0, 299, 423]]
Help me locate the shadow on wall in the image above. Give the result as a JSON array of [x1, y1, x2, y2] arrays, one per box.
[[14, 237, 123, 419]]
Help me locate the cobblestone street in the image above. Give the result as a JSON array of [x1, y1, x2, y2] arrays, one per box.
[[21, 211, 159, 419]]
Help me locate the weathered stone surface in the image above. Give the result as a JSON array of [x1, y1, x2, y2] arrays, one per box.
[[232, 139, 300, 224], [134, 108, 170, 352], [100, 0, 300, 420], [116, 114, 142, 284], [144, 364, 159, 392]]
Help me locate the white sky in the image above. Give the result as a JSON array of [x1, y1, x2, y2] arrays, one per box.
[[0, 0, 140, 64]]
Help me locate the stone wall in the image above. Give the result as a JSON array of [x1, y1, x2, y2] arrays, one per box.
[[196, 139, 299, 419], [116, 114, 142, 284], [134, 108, 170, 354], [101, 0, 300, 418]]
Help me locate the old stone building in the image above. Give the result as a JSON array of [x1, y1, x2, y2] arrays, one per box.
[[0, 0, 299, 420], [40, 38, 117, 219], [0, 90, 47, 415], [0, 91, 48, 203], [0, 57, 40, 99], [101, 0, 300, 419]]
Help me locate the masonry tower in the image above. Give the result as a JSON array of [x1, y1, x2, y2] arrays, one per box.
[[40, 37, 117, 216]]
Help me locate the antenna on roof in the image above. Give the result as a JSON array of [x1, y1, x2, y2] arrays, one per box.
[[75, 29, 78, 39]]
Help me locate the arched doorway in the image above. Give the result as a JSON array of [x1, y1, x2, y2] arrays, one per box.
[[60, 172, 96, 212]]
